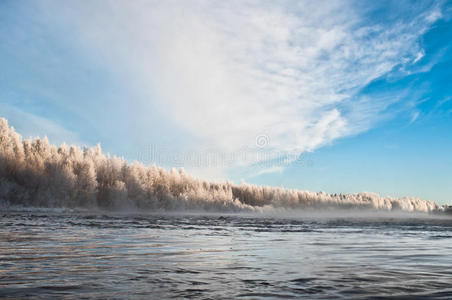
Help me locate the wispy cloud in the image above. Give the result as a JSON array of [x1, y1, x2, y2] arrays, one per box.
[[38, 0, 443, 174], [2, 104, 81, 145], [409, 111, 420, 124]]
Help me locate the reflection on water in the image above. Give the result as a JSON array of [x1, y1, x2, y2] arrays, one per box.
[[1, 211, 452, 299]]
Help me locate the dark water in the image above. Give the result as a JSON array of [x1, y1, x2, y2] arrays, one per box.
[[1, 211, 452, 299]]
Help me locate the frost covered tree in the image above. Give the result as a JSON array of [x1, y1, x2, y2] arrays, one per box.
[[0, 118, 440, 213]]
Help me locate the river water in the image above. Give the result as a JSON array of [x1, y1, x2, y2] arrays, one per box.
[[1, 210, 452, 299]]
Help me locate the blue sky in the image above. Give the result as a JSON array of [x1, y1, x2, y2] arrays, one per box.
[[1, 0, 451, 204]]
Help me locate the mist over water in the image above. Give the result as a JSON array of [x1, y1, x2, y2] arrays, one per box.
[[0, 118, 441, 214]]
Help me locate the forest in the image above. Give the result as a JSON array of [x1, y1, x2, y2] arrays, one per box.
[[0, 118, 439, 213]]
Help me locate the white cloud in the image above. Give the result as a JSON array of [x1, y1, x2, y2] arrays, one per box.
[[413, 51, 425, 64], [409, 111, 420, 125], [39, 0, 442, 175]]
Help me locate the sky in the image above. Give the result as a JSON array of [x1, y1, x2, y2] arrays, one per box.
[[1, 0, 452, 204]]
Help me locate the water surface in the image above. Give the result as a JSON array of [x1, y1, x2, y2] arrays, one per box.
[[1, 211, 452, 299]]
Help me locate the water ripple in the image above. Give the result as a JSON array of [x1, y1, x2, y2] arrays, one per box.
[[1, 212, 452, 299]]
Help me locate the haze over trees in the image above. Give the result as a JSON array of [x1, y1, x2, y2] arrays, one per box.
[[0, 118, 439, 213]]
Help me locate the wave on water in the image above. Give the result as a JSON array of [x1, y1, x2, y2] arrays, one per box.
[[0, 118, 443, 214]]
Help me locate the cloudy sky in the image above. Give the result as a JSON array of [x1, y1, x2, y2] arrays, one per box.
[[1, 0, 452, 203]]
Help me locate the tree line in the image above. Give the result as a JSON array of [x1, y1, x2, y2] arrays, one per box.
[[0, 118, 439, 213]]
